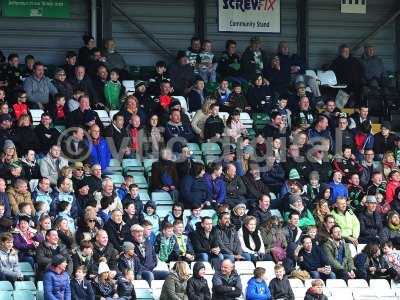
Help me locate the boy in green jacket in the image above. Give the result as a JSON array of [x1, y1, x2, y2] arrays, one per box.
[[104, 68, 122, 109]]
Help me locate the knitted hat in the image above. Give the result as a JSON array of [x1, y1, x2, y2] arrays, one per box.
[[122, 241, 135, 252], [51, 254, 67, 266], [75, 178, 89, 191], [98, 261, 110, 274], [0, 114, 12, 123], [3, 139, 15, 151], [83, 110, 96, 124], [135, 80, 146, 90], [288, 169, 300, 180], [233, 203, 246, 212], [176, 50, 187, 60], [243, 145, 255, 155], [289, 194, 303, 205], [381, 121, 391, 131], [366, 195, 377, 203], [309, 171, 320, 181]]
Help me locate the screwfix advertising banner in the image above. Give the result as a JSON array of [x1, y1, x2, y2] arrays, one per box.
[[218, 0, 280, 33]]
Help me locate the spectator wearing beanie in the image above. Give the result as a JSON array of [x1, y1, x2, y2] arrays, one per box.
[[117, 241, 140, 275], [231, 203, 247, 231]]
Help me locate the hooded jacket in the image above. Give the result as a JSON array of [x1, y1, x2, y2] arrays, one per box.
[[245, 277, 271, 300], [43, 267, 71, 300], [160, 271, 188, 300], [186, 262, 211, 300], [211, 269, 242, 300]]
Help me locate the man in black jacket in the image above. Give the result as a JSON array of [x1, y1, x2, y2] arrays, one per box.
[[61, 126, 89, 162], [190, 217, 223, 269], [242, 164, 270, 205], [92, 230, 119, 273], [248, 194, 272, 226], [69, 65, 99, 107], [212, 259, 242, 300], [104, 113, 129, 156], [204, 103, 225, 140], [34, 112, 60, 156], [103, 209, 130, 253], [66, 94, 103, 131], [358, 195, 382, 244], [263, 110, 288, 139]]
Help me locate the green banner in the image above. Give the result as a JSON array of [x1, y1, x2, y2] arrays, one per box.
[[2, 0, 70, 18]]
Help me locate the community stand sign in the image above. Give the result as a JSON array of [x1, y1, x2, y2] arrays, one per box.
[[218, 0, 280, 33], [2, 0, 70, 18]]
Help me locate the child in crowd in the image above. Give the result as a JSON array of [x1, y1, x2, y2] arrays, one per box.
[[213, 78, 231, 107], [305, 279, 328, 300], [143, 201, 160, 234], [70, 265, 95, 300], [185, 204, 202, 234], [147, 60, 169, 96], [155, 222, 179, 263], [50, 93, 67, 125], [276, 94, 292, 130], [93, 259, 118, 299], [173, 219, 195, 263], [382, 241, 400, 281], [12, 90, 29, 120], [198, 40, 217, 83], [104, 68, 122, 110], [227, 82, 250, 113], [142, 220, 156, 245], [116, 175, 133, 201], [17, 203, 34, 226], [246, 267, 272, 300], [57, 201, 75, 233], [268, 264, 294, 300], [123, 183, 143, 214], [117, 268, 136, 300], [123, 201, 143, 228], [231, 203, 247, 231], [68, 88, 84, 112]]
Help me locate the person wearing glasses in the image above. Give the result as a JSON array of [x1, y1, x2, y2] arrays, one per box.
[[52, 67, 73, 100]]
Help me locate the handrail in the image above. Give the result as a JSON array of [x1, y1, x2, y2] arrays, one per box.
[[112, 1, 174, 58]]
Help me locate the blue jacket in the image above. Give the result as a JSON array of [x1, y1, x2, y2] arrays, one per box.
[[43, 268, 71, 300], [204, 173, 226, 204], [87, 137, 112, 171], [70, 278, 95, 300], [180, 175, 212, 208], [32, 188, 54, 208], [132, 239, 158, 272], [246, 277, 272, 300], [328, 181, 348, 205], [50, 188, 78, 218], [0, 192, 11, 218]]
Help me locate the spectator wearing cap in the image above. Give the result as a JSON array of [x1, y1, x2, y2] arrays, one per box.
[[168, 50, 195, 96], [284, 194, 315, 230], [373, 122, 397, 159], [36, 229, 72, 279], [380, 211, 400, 247], [117, 241, 140, 275], [66, 94, 103, 130], [43, 254, 71, 300], [187, 78, 207, 113], [134, 80, 151, 110], [241, 36, 268, 81], [40, 144, 69, 186], [87, 124, 111, 171], [130, 224, 168, 284], [23, 61, 58, 108], [78, 34, 96, 68], [331, 197, 360, 245], [358, 195, 383, 243]]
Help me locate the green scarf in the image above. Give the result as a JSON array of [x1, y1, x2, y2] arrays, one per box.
[[158, 236, 175, 262], [389, 222, 400, 231]]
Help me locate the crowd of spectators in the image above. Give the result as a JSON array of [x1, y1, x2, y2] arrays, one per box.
[[0, 32, 394, 300]]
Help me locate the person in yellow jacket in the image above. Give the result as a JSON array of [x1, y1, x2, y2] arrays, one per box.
[[331, 196, 360, 245]]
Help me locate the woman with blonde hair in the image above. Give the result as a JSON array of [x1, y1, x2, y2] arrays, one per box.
[[14, 113, 39, 155], [313, 199, 330, 226], [382, 151, 396, 180], [119, 94, 146, 126], [160, 261, 190, 300], [191, 97, 216, 140]]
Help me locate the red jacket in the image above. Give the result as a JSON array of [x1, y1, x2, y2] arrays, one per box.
[[386, 180, 400, 205]]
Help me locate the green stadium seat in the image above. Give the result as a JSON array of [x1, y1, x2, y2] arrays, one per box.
[[151, 192, 172, 204], [18, 262, 35, 277], [122, 159, 144, 172], [204, 155, 220, 165], [135, 288, 153, 299], [13, 291, 35, 300], [0, 281, 13, 291], [108, 159, 122, 172], [139, 191, 150, 202], [127, 174, 148, 189], [107, 174, 124, 186], [187, 143, 202, 155], [0, 291, 12, 300], [143, 158, 158, 173], [14, 281, 36, 291], [201, 143, 221, 155], [54, 125, 66, 132]]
